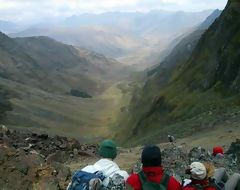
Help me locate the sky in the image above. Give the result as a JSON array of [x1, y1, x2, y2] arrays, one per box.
[[0, 0, 228, 24]]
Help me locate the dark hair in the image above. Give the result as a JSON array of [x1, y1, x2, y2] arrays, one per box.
[[141, 145, 162, 167]]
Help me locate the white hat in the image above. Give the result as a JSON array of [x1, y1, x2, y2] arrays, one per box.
[[190, 162, 207, 180]]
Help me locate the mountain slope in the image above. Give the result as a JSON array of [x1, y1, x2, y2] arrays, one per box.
[[0, 33, 126, 95], [0, 85, 12, 122], [10, 26, 141, 58], [0, 32, 130, 139], [11, 10, 213, 61], [116, 0, 240, 145]]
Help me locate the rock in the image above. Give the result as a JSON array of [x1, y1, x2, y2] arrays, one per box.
[[55, 140, 62, 148], [73, 148, 78, 156], [52, 162, 71, 181], [226, 139, 240, 167], [30, 137, 38, 144], [31, 133, 38, 137], [30, 150, 40, 155], [38, 134, 48, 140], [59, 143, 67, 150], [32, 178, 61, 190], [12, 142, 27, 149], [0, 125, 8, 134], [0, 131, 80, 190], [23, 146, 31, 152], [78, 151, 93, 157], [80, 145, 86, 151], [46, 151, 69, 163], [67, 138, 81, 150], [15, 161, 29, 175], [52, 169, 58, 176]]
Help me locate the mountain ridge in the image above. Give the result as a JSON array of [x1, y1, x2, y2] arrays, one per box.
[[10, 10, 214, 65], [115, 0, 240, 145], [0, 32, 127, 95]]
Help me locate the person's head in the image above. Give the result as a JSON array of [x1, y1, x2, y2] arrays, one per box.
[[98, 139, 117, 160], [213, 146, 224, 157], [187, 162, 207, 180], [141, 145, 162, 167]]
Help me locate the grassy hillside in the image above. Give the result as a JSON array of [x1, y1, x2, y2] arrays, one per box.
[[0, 77, 129, 142], [0, 33, 132, 141], [0, 33, 128, 96], [0, 85, 12, 122], [116, 0, 240, 146]]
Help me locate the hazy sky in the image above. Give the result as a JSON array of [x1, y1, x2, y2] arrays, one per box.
[[0, 0, 228, 23]]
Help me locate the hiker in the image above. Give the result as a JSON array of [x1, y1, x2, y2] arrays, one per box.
[[225, 173, 240, 190], [168, 135, 175, 143], [212, 146, 240, 190], [126, 145, 181, 190], [214, 168, 240, 190], [67, 139, 128, 190], [212, 146, 224, 158], [182, 162, 221, 190]]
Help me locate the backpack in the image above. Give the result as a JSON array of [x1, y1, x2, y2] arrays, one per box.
[[103, 173, 126, 190], [138, 171, 170, 190], [67, 170, 105, 190]]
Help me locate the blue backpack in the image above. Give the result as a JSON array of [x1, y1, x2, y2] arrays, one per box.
[[67, 170, 105, 190]]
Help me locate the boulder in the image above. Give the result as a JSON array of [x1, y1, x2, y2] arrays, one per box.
[[46, 151, 69, 164]]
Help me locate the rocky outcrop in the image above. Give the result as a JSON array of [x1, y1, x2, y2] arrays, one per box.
[[0, 125, 98, 190], [0, 125, 97, 162], [226, 139, 240, 166], [0, 145, 71, 189]]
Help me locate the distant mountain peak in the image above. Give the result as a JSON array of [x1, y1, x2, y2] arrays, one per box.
[[198, 9, 221, 30]]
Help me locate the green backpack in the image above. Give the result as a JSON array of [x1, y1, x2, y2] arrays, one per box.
[[138, 171, 170, 190]]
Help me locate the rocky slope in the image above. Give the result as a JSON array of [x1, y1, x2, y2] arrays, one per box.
[[1, 125, 239, 190], [0, 125, 97, 190], [116, 0, 240, 145]]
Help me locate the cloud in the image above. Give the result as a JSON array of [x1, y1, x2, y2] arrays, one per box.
[[0, 0, 228, 23]]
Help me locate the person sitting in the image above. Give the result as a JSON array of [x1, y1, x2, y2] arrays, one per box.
[[67, 139, 128, 190], [212, 146, 224, 158], [214, 167, 240, 190], [182, 162, 219, 190], [126, 145, 181, 190]]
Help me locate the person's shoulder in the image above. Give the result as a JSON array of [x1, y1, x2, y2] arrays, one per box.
[[127, 173, 141, 190], [168, 175, 180, 183], [127, 173, 140, 184], [167, 176, 181, 190], [127, 173, 139, 180], [94, 158, 115, 167]]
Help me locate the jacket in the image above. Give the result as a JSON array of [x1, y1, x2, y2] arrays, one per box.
[[126, 166, 181, 190], [182, 179, 217, 190], [82, 158, 129, 186]]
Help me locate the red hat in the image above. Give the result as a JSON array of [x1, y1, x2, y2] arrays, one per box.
[[213, 146, 224, 156]]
